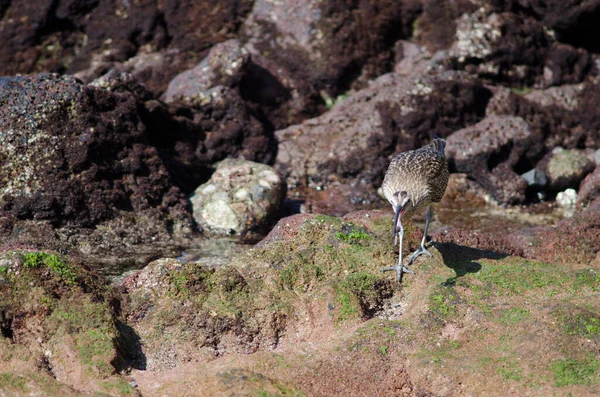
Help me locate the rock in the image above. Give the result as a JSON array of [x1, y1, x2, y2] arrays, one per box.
[[256, 214, 316, 247], [540, 148, 595, 191], [393, 41, 434, 76], [120, 212, 401, 372], [275, 70, 490, 211], [495, 0, 600, 52], [0, 250, 130, 394], [163, 39, 250, 103], [90, 69, 153, 100], [543, 43, 591, 87], [0, 0, 253, 83], [446, 115, 533, 204], [142, 86, 276, 193], [521, 168, 547, 187], [577, 165, 600, 208], [447, 8, 550, 86], [556, 188, 577, 210], [594, 149, 600, 165], [441, 7, 591, 87], [439, 173, 490, 209], [413, 0, 478, 53], [190, 159, 286, 237], [240, 0, 423, 127], [432, 228, 522, 257], [0, 74, 193, 254], [524, 83, 584, 111], [505, 204, 600, 264]]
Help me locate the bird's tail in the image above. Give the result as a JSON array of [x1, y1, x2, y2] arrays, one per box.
[[430, 137, 446, 156]]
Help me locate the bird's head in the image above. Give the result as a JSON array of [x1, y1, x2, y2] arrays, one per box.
[[392, 190, 411, 213], [391, 191, 410, 238]]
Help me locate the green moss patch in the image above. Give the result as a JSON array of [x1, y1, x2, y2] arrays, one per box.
[[47, 296, 118, 377], [574, 269, 600, 292], [551, 357, 600, 387], [428, 284, 459, 318], [22, 251, 77, 285], [0, 373, 28, 393], [555, 306, 600, 340], [500, 308, 531, 325], [469, 259, 570, 296]]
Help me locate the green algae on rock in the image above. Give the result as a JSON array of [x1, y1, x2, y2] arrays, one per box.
[[120, 211, 415, 370], [0, 250, 134, 395]]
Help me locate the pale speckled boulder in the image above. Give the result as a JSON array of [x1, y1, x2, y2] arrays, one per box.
[[190, 159, 286, 236], [542, 147, 595, 191]]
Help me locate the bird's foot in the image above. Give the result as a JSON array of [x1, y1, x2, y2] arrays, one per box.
[[406, 246, 433, 267], [382, 264, 414, 282]]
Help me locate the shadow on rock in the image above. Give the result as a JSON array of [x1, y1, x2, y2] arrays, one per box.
[[433, 241, 508, 283], [113, 320, 147, 371]]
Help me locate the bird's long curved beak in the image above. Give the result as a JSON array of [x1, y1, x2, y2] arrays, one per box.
[[392, 205, 402, 237]]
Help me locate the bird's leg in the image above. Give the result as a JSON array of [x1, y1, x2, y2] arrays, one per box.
[[382, 216, 414, 282], [407, 206, 434, 267]]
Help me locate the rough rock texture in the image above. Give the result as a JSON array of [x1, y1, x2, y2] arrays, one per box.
[[413, 0, 478, 53], [539, 148, 595, 191], [0, 250, 135, 395], [0, 0, 254, 93], [577, 165, 600, 208], [441, 7, 591, 87], [143, 87, 276, 194], [505, 205, 600, 264], [433, 228, 522, 256], [116, 211, 600, 396], [190, 159, 286, 237], [446, 115, 534, 204], [240, 0, 423, 127], [276, 69, 490, 207], [0, 74, 193, 255], [163, 39, 250, 103], [119, 212, 402, 372], [492, 0, 600, 52]]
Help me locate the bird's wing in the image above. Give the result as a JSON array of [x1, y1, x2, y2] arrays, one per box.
[[428, 155, 449, 203]]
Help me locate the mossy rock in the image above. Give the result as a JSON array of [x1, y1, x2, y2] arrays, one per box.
[[121, 212, 419, 370], [0, 250, 132, 395]]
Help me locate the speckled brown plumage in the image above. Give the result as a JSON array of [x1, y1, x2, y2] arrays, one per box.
[[381, 138, 449, 282], [382, 138, 449, 219]]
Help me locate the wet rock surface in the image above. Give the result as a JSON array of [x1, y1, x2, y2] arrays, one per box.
[[190, 159, 286, 238]]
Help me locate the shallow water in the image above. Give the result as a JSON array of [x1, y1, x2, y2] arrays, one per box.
[[104, 194, 567, 284]]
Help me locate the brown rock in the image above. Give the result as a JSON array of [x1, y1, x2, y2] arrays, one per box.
[[240, 0, 423, 127], [577, 165, 600, 208], [538, 148, 595, 191], [163, 39, 250, 103], [505, 205, 600, 264], [142, 86, 276, 194], [275, 70, 489, 210], [0, 0, 253, 87], [433, 228, 522, 256], [446, 115, 533, 204], [441, 7, 591, 87], [0, 74, 193, 254]]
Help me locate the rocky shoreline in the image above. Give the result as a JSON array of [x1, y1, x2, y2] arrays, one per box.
[[1, 1, 600, 396]]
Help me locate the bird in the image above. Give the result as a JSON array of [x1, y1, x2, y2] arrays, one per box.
[[381, 137, 449, 282]]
